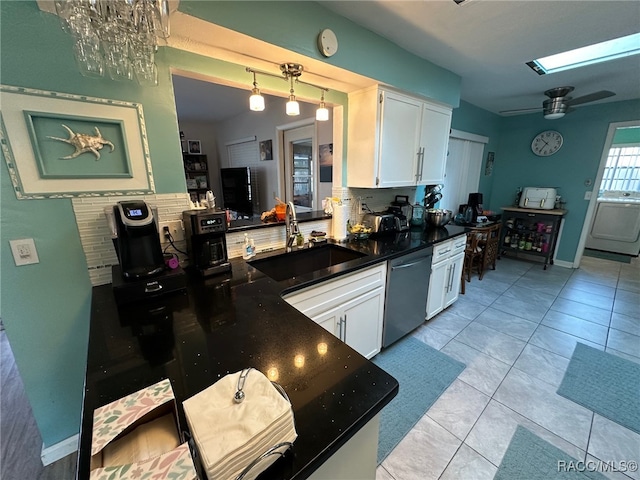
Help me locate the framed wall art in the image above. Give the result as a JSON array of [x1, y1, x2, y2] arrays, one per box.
[[319, 143, 333, 183], [259, 139, 273, 161], [187, 140, 201, 154], [0, 85, 155, 199]]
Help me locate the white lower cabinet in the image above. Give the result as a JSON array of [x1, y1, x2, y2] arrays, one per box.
[[426, 235, 466, 319], [284, 264, 387, 359]]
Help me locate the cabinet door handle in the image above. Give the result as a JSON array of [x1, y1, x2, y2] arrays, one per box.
[[449, 263, 456, 292], [415, 147, 425, 181], [343, 314, 347, 342]]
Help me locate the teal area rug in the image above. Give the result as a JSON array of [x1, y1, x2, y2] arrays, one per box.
[[557, 343, 640, 434], [372, 336, 465, 464], [584, 248, 632, 264], [495, 426, 607, 480]]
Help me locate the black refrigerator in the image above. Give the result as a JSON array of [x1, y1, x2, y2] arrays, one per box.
[[220, 167, 254, 216]]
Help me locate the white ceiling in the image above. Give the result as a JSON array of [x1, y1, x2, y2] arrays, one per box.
[[171, 0, 640, 122], [319, 0, 640, 115]]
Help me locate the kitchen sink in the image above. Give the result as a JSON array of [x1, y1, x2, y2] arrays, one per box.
[[248, 244, 367, 281]]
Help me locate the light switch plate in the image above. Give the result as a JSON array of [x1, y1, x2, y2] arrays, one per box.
[[9, 238, 40, 266]]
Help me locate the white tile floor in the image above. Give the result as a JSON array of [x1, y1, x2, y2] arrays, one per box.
[[377, 255, 640, 480]]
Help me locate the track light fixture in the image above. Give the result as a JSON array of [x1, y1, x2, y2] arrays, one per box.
[[249, 71, 265, 112], [245, 63, 330, 120]]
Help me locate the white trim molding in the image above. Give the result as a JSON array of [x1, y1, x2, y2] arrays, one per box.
[[449, 128, 489, 144], [41, 434, 78, 466]]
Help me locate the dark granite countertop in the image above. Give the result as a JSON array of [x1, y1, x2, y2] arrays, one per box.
[[78, 224, 467, 480]]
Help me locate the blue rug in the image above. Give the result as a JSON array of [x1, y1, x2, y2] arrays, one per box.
[[495, 426, 607, 480], [557, 343, 640, 434], [372, 336, 465, 464]]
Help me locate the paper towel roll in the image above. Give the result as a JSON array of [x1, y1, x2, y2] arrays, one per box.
[[332, 204, 349, 241]]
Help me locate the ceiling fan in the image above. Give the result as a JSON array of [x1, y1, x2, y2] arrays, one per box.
[[500, 86, 616, 119]]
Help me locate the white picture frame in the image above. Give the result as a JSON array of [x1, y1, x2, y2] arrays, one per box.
[[0, 85, 155, 199]]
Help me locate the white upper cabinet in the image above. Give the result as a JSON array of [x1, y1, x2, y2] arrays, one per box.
[[347, 85, 452, 188], [419, 102, 453, 185]]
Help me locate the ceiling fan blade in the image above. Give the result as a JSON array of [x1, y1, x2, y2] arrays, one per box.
[[566, 90, 615, 106], [499, 106, 542, 115]]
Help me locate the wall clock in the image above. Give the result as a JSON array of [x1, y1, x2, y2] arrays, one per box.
[[531, 130, 563, 156]]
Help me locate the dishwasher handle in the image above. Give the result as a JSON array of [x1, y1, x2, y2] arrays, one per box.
[[390, 256, 432, 271]]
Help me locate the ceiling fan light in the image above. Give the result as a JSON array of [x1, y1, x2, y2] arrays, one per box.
[[544, 112, 565, 120], [286, 95, 300, 116], [249, 87, 265, 111]]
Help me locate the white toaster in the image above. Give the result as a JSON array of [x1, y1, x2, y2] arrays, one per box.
[[519, 187, 557, 210]]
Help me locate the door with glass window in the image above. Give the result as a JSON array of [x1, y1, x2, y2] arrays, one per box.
[[284, 125, 316, 212]]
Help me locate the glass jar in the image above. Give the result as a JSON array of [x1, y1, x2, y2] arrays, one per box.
[[411, 203, 425, 226]]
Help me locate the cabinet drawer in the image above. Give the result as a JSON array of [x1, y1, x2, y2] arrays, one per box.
[[284, 263, 387, 319], [451, 234, 467, 255], [432, 239, 453, 263]]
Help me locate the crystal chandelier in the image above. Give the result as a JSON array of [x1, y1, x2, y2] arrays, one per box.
[[54, 0, 170, 86]]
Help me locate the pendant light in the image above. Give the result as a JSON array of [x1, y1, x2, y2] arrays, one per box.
[[316, 91, 329, 121], [249, 71, 265, 111], [245, 64, 328, 117], [286, 75, 300, 116]]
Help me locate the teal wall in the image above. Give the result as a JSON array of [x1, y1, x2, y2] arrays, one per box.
[[0, 0, 463, 449], [490, 100, 640, 262], [2, 0, 637, 450], [179, 1, 461, 108]]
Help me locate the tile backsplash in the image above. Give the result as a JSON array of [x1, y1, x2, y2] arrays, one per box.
[[72, 194, 192, 286], [72, 187, 417, 286]]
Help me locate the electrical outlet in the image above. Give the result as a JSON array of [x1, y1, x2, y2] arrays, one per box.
[[358, 200, 368, 214], [159, 220, 185, 244], [9, 238, 40, 266], [584, 191, 593, 200]]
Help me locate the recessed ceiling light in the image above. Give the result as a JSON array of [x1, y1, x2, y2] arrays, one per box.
[[527, 32, 640, 75]]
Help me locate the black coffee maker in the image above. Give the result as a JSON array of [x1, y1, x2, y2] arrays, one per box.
[[114, 200, 165, 279], [183, 210, 231, 276], [468, 193, 484, 222]]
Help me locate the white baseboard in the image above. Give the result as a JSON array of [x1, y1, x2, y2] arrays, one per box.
[[41, 434, 78, 466], [553, 259, 574, 269]]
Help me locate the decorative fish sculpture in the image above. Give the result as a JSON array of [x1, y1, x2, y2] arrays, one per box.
[[47, 124, 115, 160]]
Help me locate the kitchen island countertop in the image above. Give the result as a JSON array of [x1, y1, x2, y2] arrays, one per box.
[[79, 224, 467, 479]]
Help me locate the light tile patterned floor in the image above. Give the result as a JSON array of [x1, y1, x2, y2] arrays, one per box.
[[3, 255, 638, 480], [378, 255, 640, 480]]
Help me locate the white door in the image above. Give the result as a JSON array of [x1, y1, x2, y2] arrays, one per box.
[[313, 306, 341, 338], [444, 252, 465, 308], [426, 259, 448, 319], [284, 124, 317, 212], [378, 92, 422, 187], [419, 103, 452, 185], [342, 287, 385, 359], [441, 137, 485, 214]]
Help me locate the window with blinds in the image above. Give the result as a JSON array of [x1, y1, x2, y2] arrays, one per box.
[[600, 145, 640, 193], [227, 139, 259, 167]]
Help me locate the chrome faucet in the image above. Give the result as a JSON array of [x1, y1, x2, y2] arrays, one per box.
[[285, 201, 300, 251]]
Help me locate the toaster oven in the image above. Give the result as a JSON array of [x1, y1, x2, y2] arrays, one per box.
[[519, 187, 557, 210]]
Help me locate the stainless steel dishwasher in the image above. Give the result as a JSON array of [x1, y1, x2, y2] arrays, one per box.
[[382, 247, 433, 348]]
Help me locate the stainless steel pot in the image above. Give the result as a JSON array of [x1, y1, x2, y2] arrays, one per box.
[[425, 209, 452, 227]]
